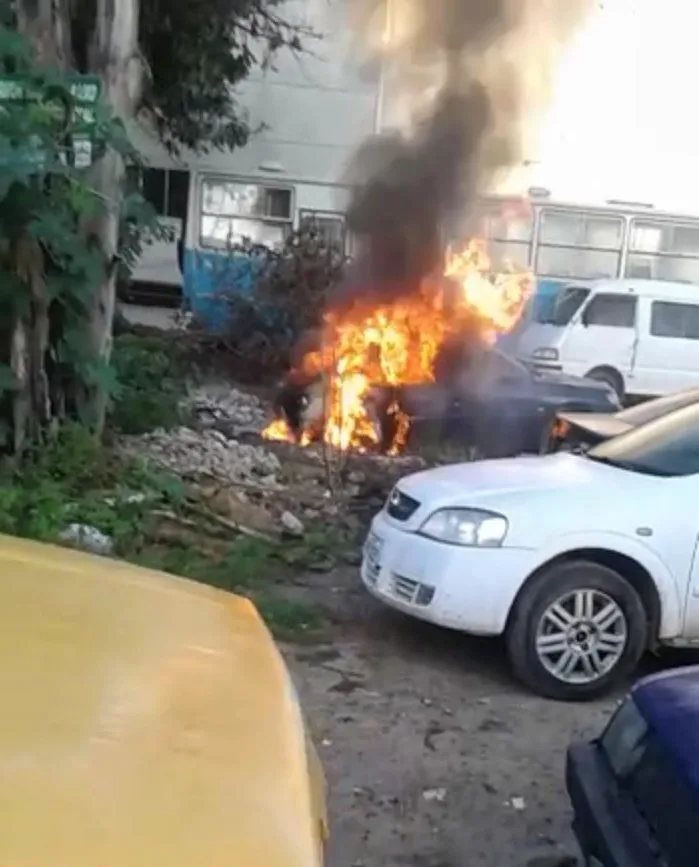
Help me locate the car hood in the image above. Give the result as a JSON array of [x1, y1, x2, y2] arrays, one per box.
[[558, 411, 633, 440], [535, 368, 603, 391], [0, 534, 324, 867], [396, 452, 624, 515], [516, 323, 565, 356], [532, 368, 618, 404]]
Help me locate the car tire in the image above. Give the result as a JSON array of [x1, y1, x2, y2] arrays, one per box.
[[505, 560, 648, 701], [585, 366, 625, 403]]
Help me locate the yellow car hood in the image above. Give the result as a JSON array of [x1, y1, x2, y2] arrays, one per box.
[[0, 534, 325, 867]]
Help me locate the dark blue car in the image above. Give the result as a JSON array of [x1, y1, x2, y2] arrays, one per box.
[[391, 348, 621, 457], [566, 666, 699, 867]]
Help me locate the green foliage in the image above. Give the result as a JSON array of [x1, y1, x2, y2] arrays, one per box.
[[0, 422, 185, 543], [0, 419, 323, 637], [218, 218, 346, 380], [134, 537, 323, 636], [138, 0, 316, 153], [109, 332, 187, 433], [0, 25, 166, 448]]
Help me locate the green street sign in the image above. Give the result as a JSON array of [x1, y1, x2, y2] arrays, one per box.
[[0, 73, 103, 170], [0, 73, 102, 132]]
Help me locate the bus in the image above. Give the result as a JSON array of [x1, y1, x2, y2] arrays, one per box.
[[127, 168, 349, 324], [476, 194, 699, 325], [128, 174, 699, 333]]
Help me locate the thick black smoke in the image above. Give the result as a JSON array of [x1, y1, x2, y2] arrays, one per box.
[[343, 0, 592, 294]]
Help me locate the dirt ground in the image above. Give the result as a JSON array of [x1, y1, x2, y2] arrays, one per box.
[[283, 566, 618, 867]]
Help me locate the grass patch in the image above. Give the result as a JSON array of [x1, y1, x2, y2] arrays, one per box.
[[109, 332, 189, 434], [0, 418, 325, 639]]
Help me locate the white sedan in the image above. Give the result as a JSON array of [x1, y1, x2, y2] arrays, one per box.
[[361, 401, 699, 701]]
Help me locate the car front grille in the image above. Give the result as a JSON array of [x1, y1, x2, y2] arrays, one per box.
[[392, 574, 435, 606], [386, 488, 420, 521]]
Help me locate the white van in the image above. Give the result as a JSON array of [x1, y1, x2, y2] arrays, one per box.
[[517, 279, 699, 400]]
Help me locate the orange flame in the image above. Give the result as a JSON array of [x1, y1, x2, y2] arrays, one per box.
[[263, 239, 533, 453]]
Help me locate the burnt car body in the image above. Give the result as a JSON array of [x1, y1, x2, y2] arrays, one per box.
[[389, 349, 620, 457], [566, 666, 699, 867], [545, 386, 699, 454], [275, 349, 620, 457]]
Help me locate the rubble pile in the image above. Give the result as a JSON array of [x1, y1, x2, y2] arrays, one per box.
[[121, 426, 282, 486], [118, 382, 430, 545], [184, 385, 269, 437]]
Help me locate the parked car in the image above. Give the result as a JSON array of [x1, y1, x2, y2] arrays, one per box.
[[361, 400, 699, 701], [0, 533, 327, 866], [517, 278, 699, 402], [544, 386, 699, 454], [567, 665, 699, 867]]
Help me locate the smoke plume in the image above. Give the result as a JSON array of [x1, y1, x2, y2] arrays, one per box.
[[344, 0, 593, 292]]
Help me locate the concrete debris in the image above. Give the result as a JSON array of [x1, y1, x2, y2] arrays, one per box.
[[185, 384, 269, 435], [121, 426, 281, 484], [280, 510, 305, 537], [60, 524, 114, 556], [422, 788, 447, 803]]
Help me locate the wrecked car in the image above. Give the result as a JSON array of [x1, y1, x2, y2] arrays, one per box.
[[567, 665, 699, 867], [275, 348, 621, 458], [544, 385, 699, 454]]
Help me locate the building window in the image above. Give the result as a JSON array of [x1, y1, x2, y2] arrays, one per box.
[[625, 219, 699, 283], [299, 210, 346, 251], [650, 301, 699, 339], [584, 293, 637, 328], [536, 210, 624, 280], [199, 180, 293, 250], [140, 168, 190, 220], [480, 205, 533, 270]]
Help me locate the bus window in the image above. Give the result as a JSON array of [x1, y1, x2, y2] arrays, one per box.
[[480, 207, 533, 270], [626, 219, 699, 283], [299, 210, 346, 251], [536, 210, 623, 280], [199, 180, 293, 250]]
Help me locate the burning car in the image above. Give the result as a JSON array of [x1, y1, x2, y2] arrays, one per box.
[[265, 241, 619, 457], [273, 347, 620, 458]]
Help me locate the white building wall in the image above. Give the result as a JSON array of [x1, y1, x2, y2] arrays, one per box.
[[129, 0, 380, 229]]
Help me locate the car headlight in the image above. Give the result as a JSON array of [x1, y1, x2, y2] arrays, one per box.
[[532, 346, 559, 361], [418, 508, 508, 547]]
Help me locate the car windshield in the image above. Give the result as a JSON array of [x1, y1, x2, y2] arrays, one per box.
[[616, 389, 699, 426], [536, 286, 590, 325], [587, 402, 699, 477]]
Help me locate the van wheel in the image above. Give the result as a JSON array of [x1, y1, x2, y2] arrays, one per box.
[[505, 560, 647, 701], [585, 366, 624, 402]]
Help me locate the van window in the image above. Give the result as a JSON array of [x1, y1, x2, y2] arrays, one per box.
[[538, 285, 590, 325], [584, 294, 637, 328], [651, 301, 699, 340]]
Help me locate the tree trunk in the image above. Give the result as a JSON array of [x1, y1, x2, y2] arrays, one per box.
[[13, 0, 141, 443], [83, 0, 141, 434], [16, 0, 73, 68], [13, 0, 72, 453]]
